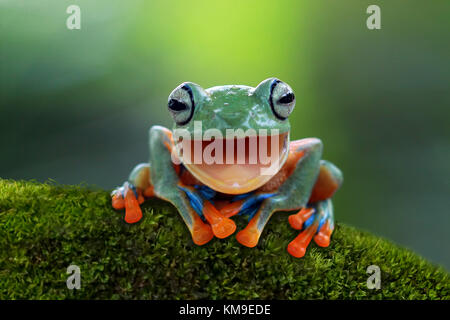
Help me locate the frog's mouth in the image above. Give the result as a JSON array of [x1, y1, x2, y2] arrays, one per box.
[[176, 132, 289, 194]]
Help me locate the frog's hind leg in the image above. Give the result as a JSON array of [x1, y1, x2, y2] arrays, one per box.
[[287, 160, 342, 257], [111, 163, 155, 224], [288, 159, 342, 230], [287, 199, 334, 258], [308, 160, 343, 203]]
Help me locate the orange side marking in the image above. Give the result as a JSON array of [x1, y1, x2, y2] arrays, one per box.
[[202, 201, 236, 239], [309, 166, 338, 203], [161, 130, 181, 176], [259, 150, 305, 193], [179, 168, 202, 186], [143, 185, 154, 198]]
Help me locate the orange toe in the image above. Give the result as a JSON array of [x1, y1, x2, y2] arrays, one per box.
[[287, 222, 318, 258], [288, 214, 304, 230], [313, 233, 330, 247], [287, 240, 307, 258], [192, 216, 214, 245], [124, 188, 143, 224], [112, 195, 125, 210], [211, 219, 236, 239], [314, 221, 333, 247], [124, 206, 142, 224], [203, 201, 236, 239], [288, 208, 314, 230], [124, 203, 142, 224], [236, 228, 260, 248]]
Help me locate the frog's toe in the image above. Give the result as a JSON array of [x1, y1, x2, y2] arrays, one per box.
[[192, 215, 214, 245], [313, 199, 335, 247], [287, 221, 319, 258], [111, 192, 125, 210], [236, 228, 260, 248], [288, 207, 315, 230], [203, 201, 236, 239], [212, 219, 236, 239], [314, 220, 334, 247]]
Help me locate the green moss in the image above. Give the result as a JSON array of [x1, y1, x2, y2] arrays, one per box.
[[0, 179, 448, 300]]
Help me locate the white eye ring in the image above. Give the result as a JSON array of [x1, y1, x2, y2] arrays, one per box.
[[168, 84, 195, 125], [270, 80, 295, 120]]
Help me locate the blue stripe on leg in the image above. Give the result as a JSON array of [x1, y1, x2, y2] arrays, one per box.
[[304, 200, 334, 233], [194, 185, 216, 201], [239, 193, 276, 220], [178, 186, 205, 220]]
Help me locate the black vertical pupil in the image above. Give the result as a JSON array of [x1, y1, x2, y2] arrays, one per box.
[[278, 92, 295, 104], [168, 99, 188, 111]]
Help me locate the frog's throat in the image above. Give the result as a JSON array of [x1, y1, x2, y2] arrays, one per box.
[[178, 132, 290, 194]]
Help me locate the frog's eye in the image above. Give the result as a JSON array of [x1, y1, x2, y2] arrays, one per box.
[[270, 80, 296, 120], [168, 84, 195, 125]]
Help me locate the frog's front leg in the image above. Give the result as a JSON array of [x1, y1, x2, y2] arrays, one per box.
[[111, 126, 215, 244], [236, 139, 343, 258], [236, 138, 324, 248], [147, 126, 236, 245]]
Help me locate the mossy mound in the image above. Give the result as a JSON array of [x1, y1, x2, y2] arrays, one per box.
[[0, 179, 448, 299]]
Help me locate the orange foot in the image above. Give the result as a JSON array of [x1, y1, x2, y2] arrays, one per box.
[[202, 201, 236, 239], [111, 182, 145, 224]]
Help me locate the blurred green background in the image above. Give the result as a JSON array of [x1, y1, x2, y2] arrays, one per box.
[[1, 0, 449, 269]]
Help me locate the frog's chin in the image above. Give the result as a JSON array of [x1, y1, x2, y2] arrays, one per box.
[[179, 132, 289, 195]]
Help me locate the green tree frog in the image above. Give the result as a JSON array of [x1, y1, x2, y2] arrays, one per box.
[[112, 78, 343, 258]]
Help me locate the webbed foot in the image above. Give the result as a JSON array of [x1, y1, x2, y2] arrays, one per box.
[[179, 185, 236, 240], [287, 199, 335, 258], [203, 201, 236, 239], [111, 182, 145, 224]]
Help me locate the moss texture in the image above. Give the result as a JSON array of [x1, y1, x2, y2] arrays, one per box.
[[0, 179, 448, 299]]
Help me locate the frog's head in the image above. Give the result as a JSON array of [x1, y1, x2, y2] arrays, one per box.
[[167, 78, 296, 194]]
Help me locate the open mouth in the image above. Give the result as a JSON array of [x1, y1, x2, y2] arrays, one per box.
[[176, 132, 289, 194]]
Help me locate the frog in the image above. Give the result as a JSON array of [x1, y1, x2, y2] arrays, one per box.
[[111, 78, 343, 258]]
